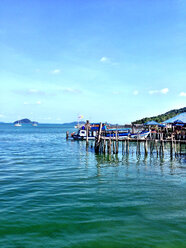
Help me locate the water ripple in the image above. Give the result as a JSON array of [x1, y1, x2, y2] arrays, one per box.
[[0, 124, 185, 248]]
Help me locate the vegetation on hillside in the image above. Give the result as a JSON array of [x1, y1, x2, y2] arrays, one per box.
[[132, 107, 186, 124]]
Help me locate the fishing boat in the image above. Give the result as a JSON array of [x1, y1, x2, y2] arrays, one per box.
[[72, 124, 131, 140], [72, 123, 106, 140], [72, 129, 97, 140], [71, 123, 150, 141]]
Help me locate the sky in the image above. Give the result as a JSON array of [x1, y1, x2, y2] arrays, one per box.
[[0, 0, 186, 124]]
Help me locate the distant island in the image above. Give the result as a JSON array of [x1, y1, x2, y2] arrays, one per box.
[[14, 118, 38, 124], [62, 121, 85, 126], [133, 107, 186, 124]]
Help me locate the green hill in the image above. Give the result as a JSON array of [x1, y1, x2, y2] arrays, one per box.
[[132, 107, 186, 124]]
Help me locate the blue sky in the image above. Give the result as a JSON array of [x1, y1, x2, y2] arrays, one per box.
[[0, 0, 185, 123]]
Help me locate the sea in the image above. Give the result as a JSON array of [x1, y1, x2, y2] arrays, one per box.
[[0, 123, 185, 248]]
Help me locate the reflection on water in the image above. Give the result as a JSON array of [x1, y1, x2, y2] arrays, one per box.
[[93, 145, 185, 178]]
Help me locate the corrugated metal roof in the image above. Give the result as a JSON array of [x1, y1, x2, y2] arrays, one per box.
[[163, 112, 186, 124]]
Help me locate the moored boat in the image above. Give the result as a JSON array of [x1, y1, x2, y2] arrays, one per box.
[[14, 121, 22, 127], [104, 128, 131, 139], [130, 130, 150, 139], [72, 124, 131, 140], [72, 129, 96, 140], [71, 123, 106, 140], [71, 123, 150, 141]]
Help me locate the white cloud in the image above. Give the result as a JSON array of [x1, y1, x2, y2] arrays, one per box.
[[149, 88, 169, 95], [100, 56, 119, 66], [23, 101, 42, 105], [42, 117, 52, 120], [133, 90, 139, 95], [62, 88, 82, 94], [51, 69, 61, 74], [179, 92, 186, 97], [112, 91, 120, 95], [0, 114, 5, 118], [160, 88, 169, 94], [149, 90, 158, 94], [14, 89, 45, 96], [29, 89, 39, 93], [100, 57, 110, 63]]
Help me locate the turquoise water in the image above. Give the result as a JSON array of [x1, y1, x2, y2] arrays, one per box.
[[0, 124, 185, 248]]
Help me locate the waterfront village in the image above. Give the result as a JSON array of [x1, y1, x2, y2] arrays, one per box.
[[67, 112, 186, 157]]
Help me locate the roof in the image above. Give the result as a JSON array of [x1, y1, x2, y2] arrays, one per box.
[[163, 112, 186, 124], [144, 121, 161, 126]]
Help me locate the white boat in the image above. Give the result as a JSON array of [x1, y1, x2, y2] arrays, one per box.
[[72, 129, 96, 140], [14, 121, 22, 127], [32, 122, 38, 126], [130, 130, 150, 139]]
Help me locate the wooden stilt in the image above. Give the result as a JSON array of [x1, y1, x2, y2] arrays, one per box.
[[144, 140, 148, 155], [95, 122, 102, 154], [150, 140, 154, 155], [174, 140, 177, 156], [138, 140, 141, 155], [116, 131, 119, 154], [126, 139, 129, 154], [103, 139, 106, 154], [122, 140, 124, 155], [97, 122, 102, 143], [155, 140, 158, 156], [109, 138, 112, 154], [170, 138, 173, 158], [113, 138, 116, 154], [180, 141, 182, 156], [136, 139, 139, 155], [161, 140, 164, 155], [107, 140, 110, 154], [159, 140, 162, 156]]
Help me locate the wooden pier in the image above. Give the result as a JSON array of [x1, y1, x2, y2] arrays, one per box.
[[66, 121, 186, 158], [93, 123, 186, 157]]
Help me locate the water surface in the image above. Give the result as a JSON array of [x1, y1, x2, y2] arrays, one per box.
[[0, 124, 185, 248]]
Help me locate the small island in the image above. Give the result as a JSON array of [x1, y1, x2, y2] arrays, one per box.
[[14, 118, 38, 125]]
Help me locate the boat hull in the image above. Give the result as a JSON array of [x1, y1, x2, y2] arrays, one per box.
[[72, 135, 95, 140], [105, 132, 130, 138], [130, 131, 150, 139]]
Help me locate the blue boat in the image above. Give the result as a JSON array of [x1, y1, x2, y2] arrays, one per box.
[[104, 128, 130, 138]]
